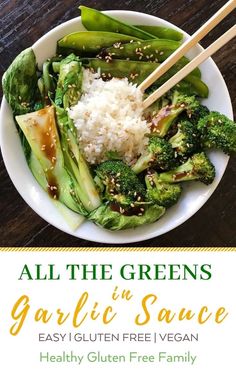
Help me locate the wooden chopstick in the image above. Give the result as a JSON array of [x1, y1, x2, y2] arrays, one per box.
[[138, 0, 236, 93], [143, 25, 236, 109]]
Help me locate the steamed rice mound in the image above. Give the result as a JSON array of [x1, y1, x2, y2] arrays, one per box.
[[68, 69, 150, 164]]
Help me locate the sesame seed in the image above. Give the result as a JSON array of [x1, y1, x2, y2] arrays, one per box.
[[160, 51, 164, 55], [113, 42, 121, 48], [138, 213, 143, 216], [140, 208, 145, 212], [137, 196, 141, 201], [130, 203, 135, 208]]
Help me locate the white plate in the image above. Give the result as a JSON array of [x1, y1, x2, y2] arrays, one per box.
[[0, 11, 233, 243]]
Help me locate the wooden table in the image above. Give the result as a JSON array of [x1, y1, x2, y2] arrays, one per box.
[[0, 0, 235, 247]]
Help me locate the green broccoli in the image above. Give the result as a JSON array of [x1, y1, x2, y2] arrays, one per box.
[[187, 104, 209, 125], [145, 171, 182, 208], [96, 160, 146, 211], [169, 120, 199, 156], [197, 112, 236, 154], [149, 91, 200, 137], [132, 136, 175, 174], [159, 152, 215, 185]]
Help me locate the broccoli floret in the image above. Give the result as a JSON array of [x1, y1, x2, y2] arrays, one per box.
[[159, 152, 215, 185], [96, 160, 146, 208], [145, 171, 182, 208], [149, 91, 200, 137], [188, 104, 209, 125], [169, 120, 199, 156], [197, 112, 236, 154], [132, 136, 175, 174]]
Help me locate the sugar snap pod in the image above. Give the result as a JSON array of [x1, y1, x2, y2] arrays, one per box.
[[79, 5, 156, 40]]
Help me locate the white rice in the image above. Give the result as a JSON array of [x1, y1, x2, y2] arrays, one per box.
[[68, 69, 150, 164]]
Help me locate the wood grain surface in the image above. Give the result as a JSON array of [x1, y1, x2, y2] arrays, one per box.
[[0, 0, 235, 247]]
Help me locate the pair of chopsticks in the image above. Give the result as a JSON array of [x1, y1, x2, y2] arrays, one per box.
[[140, 0, 236, 109]]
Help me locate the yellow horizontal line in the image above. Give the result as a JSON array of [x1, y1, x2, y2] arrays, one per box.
[[0, 247, 235, 252]]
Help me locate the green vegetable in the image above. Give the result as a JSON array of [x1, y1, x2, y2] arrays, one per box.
[[96, 160, 146, 207], [58, 31, 140, 56], [2, 48, 38, 115], [105, 150, 122, 160], [149, 91, 201, 137], [132, 137, 175, 174], [88, 203, 165, 231], [104, 38, 181, 62], [159, 152, 215, 185], [186, 104, 209, 125], [15, 106, 88, 215], [104, 39, 201, 77], [169, 120, 199, 156], [197, 112, 236, 154], [29, 152, 84, 230], [42, 60, 56, 102], [55, 54, 83, 108], [145, 171, 182, 207], [55, 106, 101, 212], [135, 25, 183, 41], [79, 6, 155, 40], [82, 59, 207, 97]]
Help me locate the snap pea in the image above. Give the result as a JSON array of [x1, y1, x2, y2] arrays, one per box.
[[82, 58, 208, 98], [104, 38, 181, 62], [104, 39, 201, 78], [57, 31, 140, 56], [79, 6, 155, 40], [135, 25, 183, 41], [82, 58, 160, 84]]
